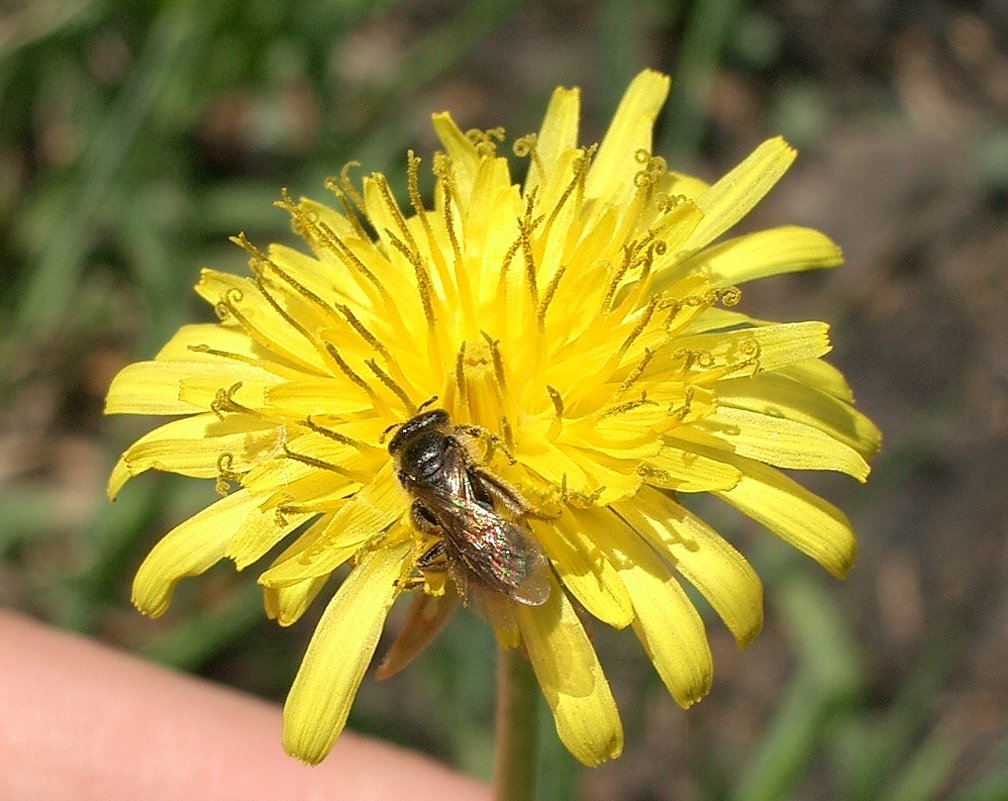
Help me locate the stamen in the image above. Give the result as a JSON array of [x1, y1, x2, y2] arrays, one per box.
[[638, 240, 665, 291], [440, 178, 464, 270], [336, 304, 394, 365], [456, 423, 517, 464], [733, 337, 762, 375], [544, 145, 594, 234], [365, 359, 417, 415], [546, 385, 564, 418], [254, 277, 315, 343], [616, 346, 655, 395], [718, 285, 742, 307], [513, 133, 544, 187], [570, 144, 596, 211], [495, 225, 525, 294], [597, 392, 657, 421], [667, 386, 695, 423], [657, 193, 690, 214], [601, 245, 634, 314], [406, 150, 455, 306], [210, 382, 257, 419], [214, 287, 245, 322], [671, 348, 716, 372], [326, 161, 368, 222], [465, 126, 505, 157], [479, 331, 508, 396], [374, 174, 421, 256], [455, 341, 467, 405], [215, 453, 242, 496], [565, 483, 605, 508], [499, 414, 516, 453], [229, 232, 269, 269], [427, 163, 480, 338], [537, 265, 566, 328], [231, 232, 336, 323], [613, 297, 658, 364], [632, 149, 667, 197], [324, 178, 371, 242], [663, 289, 719, 331], [187, 344, 259, 367], [281, 445, 355, 477], [517, 196, 542, 304], [545, 384, 564, 439], [275, 501, 312, 517], [304, 415, 367, 449], [276, 190, 388, 302], [323, 343, 380, 404], [636, 462, 672, 484], [384, 231, 437, 329], [405, 151, 426, 218]]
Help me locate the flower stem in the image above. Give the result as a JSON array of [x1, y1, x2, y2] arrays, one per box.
[[493, 645, 539, 801]]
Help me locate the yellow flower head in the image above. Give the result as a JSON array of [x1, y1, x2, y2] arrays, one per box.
[[106, 70, 879, 767]]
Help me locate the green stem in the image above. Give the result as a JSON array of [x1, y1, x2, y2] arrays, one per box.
[[493, 646, 539, 801]]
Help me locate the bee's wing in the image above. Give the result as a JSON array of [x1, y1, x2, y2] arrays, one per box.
[[409, 445, 551, 606], [436, 493, 551, 607]]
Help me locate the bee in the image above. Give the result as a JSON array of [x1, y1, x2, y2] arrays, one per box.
[[388, 408, 551, 607]]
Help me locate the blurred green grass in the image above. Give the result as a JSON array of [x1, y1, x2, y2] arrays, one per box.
[[2, 1, 1005, 800]]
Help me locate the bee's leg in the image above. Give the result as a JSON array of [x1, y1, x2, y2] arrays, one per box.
[[469, 467, 557, 520], [397, 524, 449, 592], [410, 501, 440, 533], [416, 539, 447, 570], [454, 425, 517, 464], [409, 505, 450, 572]]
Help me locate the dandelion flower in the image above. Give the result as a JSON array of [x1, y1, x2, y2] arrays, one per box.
[[106, 69, 879, 768]]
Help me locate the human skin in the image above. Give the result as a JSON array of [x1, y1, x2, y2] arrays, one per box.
[[0, 610, 490, 801]]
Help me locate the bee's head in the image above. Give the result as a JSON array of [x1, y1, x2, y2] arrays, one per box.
[[389, 409, 451, 483], [387, 409, 450, 455]]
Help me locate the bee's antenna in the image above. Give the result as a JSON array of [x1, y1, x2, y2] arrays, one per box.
[[379, 421, 400, 445]]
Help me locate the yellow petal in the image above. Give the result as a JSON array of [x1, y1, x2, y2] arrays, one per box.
[[282, 539, 412, 765], [642, 444, 742, 492], [598, 510, 713, 707], [226, 507, 316, 571], [193, 269, 329, 374], [684, 136, 797, 249], [107, 413, 281, 499], [527, 85, 580, 194], [517, 573, 623, 766], [131, 489, 259, 617], [263, 574, 330, 627], [699, 405, 872, 482], [264, 379, 377, 418], [103, 362, 207, 416], [153, 323, 262, 362], [586, 69, 671, 203], [534, 514, 634, 629], [675, 225, 843, 287], [431, 111, 480, 207], [718, 371, 882, 460], [779, 358, 856, 402], [614, 487, 763, 647], [715, 457, 857, 577], [258, 463, 407, 587], [176, 365, 286, 411], [676, 320, 833, 376], [105, 360, 284, 415]]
